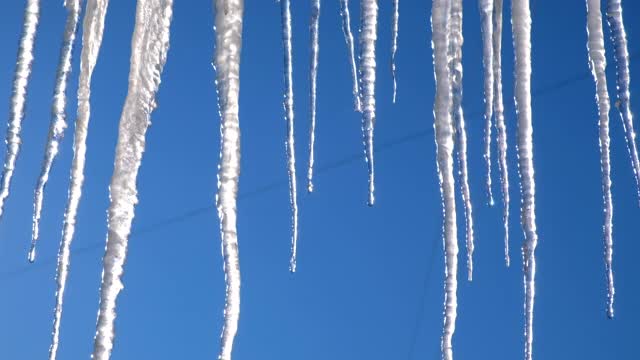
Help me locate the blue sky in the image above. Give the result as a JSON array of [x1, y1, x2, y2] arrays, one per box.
[[0, 0, 639, 359]]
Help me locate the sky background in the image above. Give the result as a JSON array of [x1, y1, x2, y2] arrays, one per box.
[[0, 0, 639, 359]]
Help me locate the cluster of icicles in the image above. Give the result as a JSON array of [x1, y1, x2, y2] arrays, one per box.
[[0, 0, 636, 359]]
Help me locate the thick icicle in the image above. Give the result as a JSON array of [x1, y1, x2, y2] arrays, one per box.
[[449, 0, 474, 281], [339, 0, 361, 111], [511, 0, 539, 359], [391, 0, 399, 103], [280, 0, 299, 272], [493, 0, 510, 266], [587, 0, 615, 320], [92, 1, 173, 358], [432, 0, 459, 359], [28, 0, 82, 263], [479, 0, 494, 206], [607, 0, 640, 203], [0, 0, 40, 220], [359, 0, 378, 207], [49, 0, 110, 356], [213, 1, 243, 359], [307, 0, 320, 193]]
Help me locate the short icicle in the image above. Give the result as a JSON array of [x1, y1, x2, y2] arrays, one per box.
[[92, 1, 173, 358], [307, 0, 320, 193], [280, 0, 299, 272], [432, 0, 459, 359], [480, 0, 495, 206], [449, 0, 474, 281], [511, 0, 539, 359], [391, 0, 399, 103], [359, 0, 378, 207], [48, 0, 110, 358], [213, 1, 244, 359], [29, 0, 82, 263], [339, 0, 361, 111]]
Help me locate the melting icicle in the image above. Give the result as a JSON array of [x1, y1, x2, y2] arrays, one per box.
[[493, 0, 510, 266], [607, 0, 640, 204], [432, 0, 458, 359], [28, 0, 82, 264], [307, 0, 320, 193], [359, 0, 378, 207], [92, 1, 173, 358], [213, 1, 243, 358], [391, 0, 398, 103], [588, 0, 615, 320], [511, 0, 539, 359], [339, 0, 361, 112], [449, 0, 474, 281], [50, 0, 109, 358], [280, 0, 299, 272], [0, 0, 40, 221], [479, 0, 494, 206]]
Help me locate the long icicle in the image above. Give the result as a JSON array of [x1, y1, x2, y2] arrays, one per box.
[[432, 0, 458, 359], [213, 1, 243, 358], [479, 0, 495, 206], [511, 0, 539, 359], [391, 0, 399, 103], [49, 0, 110, 356], [339, 0, 362, 112], [280, 0, 299, 272], [307, 0, 320, 193], [92, 1, 173, 358], [0, 0, 40, 220], [587, 0, 615, 320], [607, 0, 640, 202], [449, 0, 474, 281], [493, 0, 510, 266], [28, 0, 82, 263], [359, 0, 378, 207]]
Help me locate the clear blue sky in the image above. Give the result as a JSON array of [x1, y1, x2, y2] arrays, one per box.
[[0, 0, 639, 359]]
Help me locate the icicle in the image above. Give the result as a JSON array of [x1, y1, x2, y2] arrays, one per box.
[[339, 0, 361, 112], [213, 1, 243, 359], [391, 0, 399, 103], [307, 0, 320, 193], [449, 0, 473, 281], [587, 0, 615, 320], [359, 0, 378, 207], [28, 0, 82, 264], [92, 1, 173, 359], [479, 0, 494, 206], [0, 0, 40, 221], [607, 0, 640, 203], [511, 0, 538, 359], [280, 0, 299, 272], [432, 0, 458, 359], [493, 0, 510, 266], [48, 0, 109, 355]]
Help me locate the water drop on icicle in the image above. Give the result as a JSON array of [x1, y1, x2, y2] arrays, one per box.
[[29, 0, 82, 264], [92, 1, 173, 359], [307, 0, 320, 193], [339, 0, 361, 112]]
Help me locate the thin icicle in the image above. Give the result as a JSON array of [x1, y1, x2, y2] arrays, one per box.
[[479, 0, 494, 206], [493, 0, 510, 267], [359, 0, 378, 207], [0, 0, 40, 220], [432, 0, 458, 359], [29, 0, 82, 264], [587, 0, 614, 320], [213, 1, 243, 359], [607, 0, 640, 204], [511, 0, 538, 359], [391, 0, 399, 103], [307, 0, 320, 193], [92, 1, 173, 358], [280, 0, 299, 272], [49, 0, 110, 357], [339, 0, 361, 112], [449, 0, 474, 281]]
